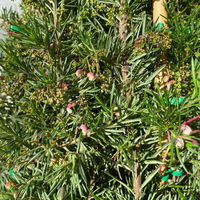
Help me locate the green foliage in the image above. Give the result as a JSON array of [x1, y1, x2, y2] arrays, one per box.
[[0, 0, 200, 199], [167, 3, 200, 65]]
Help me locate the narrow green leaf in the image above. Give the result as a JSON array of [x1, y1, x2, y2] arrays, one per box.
[[141, 168, 160, 189]]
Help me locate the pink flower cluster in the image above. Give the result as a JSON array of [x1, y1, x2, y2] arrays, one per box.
[[66, 102, 77, 114], [5, 182, 14, 190], [175, 115, 200, 148], [75, 69, 95, 81], [181, 115, 200, 136], [66, 102, 89, 135], [63, 69, 96, 137], [59, 82, 68, 90], [80, 124, 88, 135], [45, 71, 49, 75], [180, 124, 192, 135]]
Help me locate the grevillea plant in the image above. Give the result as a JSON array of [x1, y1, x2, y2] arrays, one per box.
[[0, 0, 199, 200]]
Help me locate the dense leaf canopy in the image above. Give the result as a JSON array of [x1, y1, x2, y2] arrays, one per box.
[[0, 0, 200, 199]]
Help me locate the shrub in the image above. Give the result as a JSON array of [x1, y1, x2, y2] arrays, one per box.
[[0, 0, 200, 199]]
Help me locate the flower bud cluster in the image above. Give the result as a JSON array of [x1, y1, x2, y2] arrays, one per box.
[[75, 69, 95, 81]]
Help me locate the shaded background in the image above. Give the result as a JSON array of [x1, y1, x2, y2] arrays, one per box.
[[0, 0, 21, 38]]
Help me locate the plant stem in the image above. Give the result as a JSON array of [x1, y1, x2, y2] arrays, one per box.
[[119, 0, 129, 83], [182, 115, 200, 125]]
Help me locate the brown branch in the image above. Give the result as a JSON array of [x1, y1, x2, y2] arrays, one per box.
[[133, 162, 141, 200], [119, 4, 127, 43], [53, 1, 58, 29], [133, 147, 142, 200], [119, 0, 129, 84]]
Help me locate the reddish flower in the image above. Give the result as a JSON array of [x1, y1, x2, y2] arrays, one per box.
[[181, 124, 192, 135], [66, 102, 76, 114], [166, 80, 174, 90], [76, 69, 85, 77], [67, 102, 76, 108], [158, 165, 166, 174], [60, 82, 68, 90], [181, 115, 200, 135], [45, 71, 49, 75], [5, 182, 14, 190], [87, 72, 95, 81], [80, 124, 88, 135], [175, 138, 184, 149]]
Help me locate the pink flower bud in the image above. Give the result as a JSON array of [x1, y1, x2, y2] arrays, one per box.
[[60, 82, 68, 90], [87, 72, 95, 81], [175, 138, 184, 149], [66, 102, 76, 114], [76, 69, 85, 77], [5, 182, 14, 190], [13, 192, 18, 198], [80, 124, 88, 135], [114, 112, 120, 117], [66, 102, 76, 113], [166, 80, 174, 90], [158, 165, 166, 174], [181, 124, 192, 135], [67, 102, 76, 109], [45, 71, 49, 75], [50, 43, 54, 47]]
